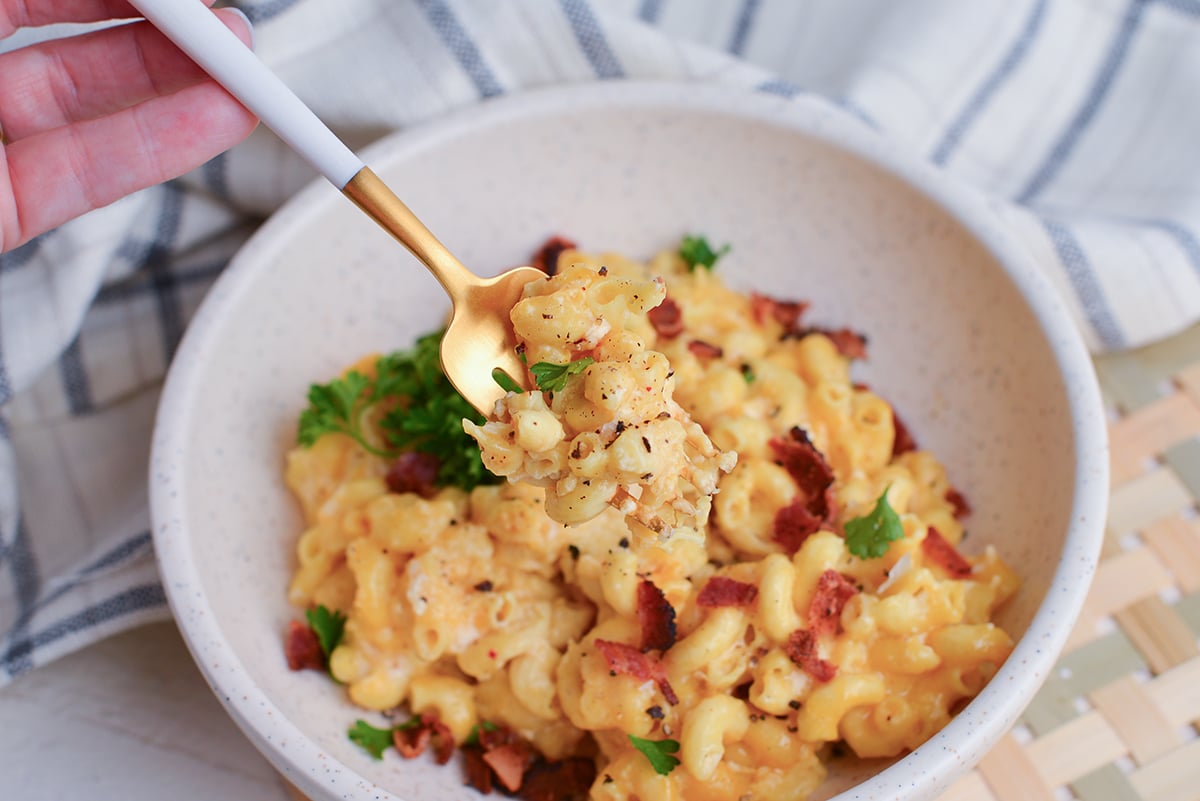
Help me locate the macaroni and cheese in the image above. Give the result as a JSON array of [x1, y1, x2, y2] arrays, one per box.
[[285, 241, 1019, 801]]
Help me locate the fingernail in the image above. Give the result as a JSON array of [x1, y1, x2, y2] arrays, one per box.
[[224, 7, 256, 50]]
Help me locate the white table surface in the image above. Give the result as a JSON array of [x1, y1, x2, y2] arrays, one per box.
[[0, 622, 291, 801]]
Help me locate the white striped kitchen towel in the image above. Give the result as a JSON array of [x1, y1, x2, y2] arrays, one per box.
[[2, 0, 1198, 684]]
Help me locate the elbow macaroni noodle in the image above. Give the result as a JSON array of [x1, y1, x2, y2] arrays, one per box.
[[285, 244, 1020, 800]]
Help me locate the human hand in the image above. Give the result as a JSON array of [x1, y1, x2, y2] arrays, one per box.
[[0, 0, 259, 253]]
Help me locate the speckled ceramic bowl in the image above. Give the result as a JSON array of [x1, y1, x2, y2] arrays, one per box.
[[151, 82, 1107, 801]]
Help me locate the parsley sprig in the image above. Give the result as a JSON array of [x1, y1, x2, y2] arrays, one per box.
[[349, 719, 397, 760], [297, 329, 501, 492], [305, 605, 346, 658], [679, 234, 730, 272], [530, 357, 594, 393], [844, 487, 905, 559], [628, 734, 680, 775]]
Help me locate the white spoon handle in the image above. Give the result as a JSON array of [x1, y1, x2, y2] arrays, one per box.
[[129, 0, 364, 188]]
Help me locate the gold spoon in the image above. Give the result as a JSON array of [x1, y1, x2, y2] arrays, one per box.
[[130, 0, 539, 414]]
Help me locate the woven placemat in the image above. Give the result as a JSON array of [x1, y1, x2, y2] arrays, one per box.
[[284, 327, 1200, 801], [939, 326, 1200, 801]]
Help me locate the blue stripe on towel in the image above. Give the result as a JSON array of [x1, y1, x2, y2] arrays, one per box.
[[931, 0, 1048, 166], [1017, 0, 1150, 203], [416, 0, 505, 98], [755, 77, 802, 98], [1041, 218, 1126, 349], [147, 186, 187, 360], [2, 532, 154, 650], [57, 336, 94, 416], [560, 0, 626, 79], [727, 0, 763, 56], [1144, 218, 1200, 277], [238, 0, 303, 24], [637, 0, 665, 23], [0, 514, 43, 679], [0, 233, 46, 274], [1, 584, 166, 679]]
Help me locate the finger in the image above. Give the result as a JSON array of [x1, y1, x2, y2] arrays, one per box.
[[0, 8, 253, 141], [1, 0, 216, 35], [2, 79, 257, 250]]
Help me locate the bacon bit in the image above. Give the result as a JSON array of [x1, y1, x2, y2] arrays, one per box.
[[385, 451, 440, 497], [784, 629, 836, 682], [892, 410, 917, 457], [697, 576, 759, 608], [393, 724, 431, 759], [594, 639, 679, 705], [428, 717, 455, 765], [478, 724, 520, 752], [922, 527, 972, 578], [284, 620, 325, 671], [772, 497, 824, 556], [946, 487, 972, 518], [637, 580, 677, 652], [648, 297, 684, 339], [531, 235, 577, 276], [462, 746, 494, 794], [484, 742, 537, 793], [808, 327, 869, 360], [807, 570, 858, 637], [518, 758, 597, 801], [770, 427, 835, 501], [687, 340, 723, 360], [750, 292, 809, 334]]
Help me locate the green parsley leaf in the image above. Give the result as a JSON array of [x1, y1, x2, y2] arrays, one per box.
[[348, 720, 395, 760], [298, 329, 502, 493], [297, 371, 373, 450], [491, 368, 523, 394], [530, 357, 595, 393], [844, 487, 905, 559], [679, 234, 730, 272], [628, 734, 680, 776], [740, 364, 756, 384], [305, 605, 347, 658], [463, 720, 500, 747]]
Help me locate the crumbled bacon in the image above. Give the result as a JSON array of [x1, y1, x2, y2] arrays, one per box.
[[531, 235, 577, 276], [687, 340, 723, 360], [784, 629, 836, 682], [391, 713, 454, 763], [284, 620, 324, 671], [922, 527, 972, 578], [394, 724, 431, 759], [427, 716, 455, 765], [386, 451, 440, 497], [462, 746, 494, 794], [697, 576, 759, 608], [892, 410, 917, 457], [484, 742, 537, 792], [648, 297, 684, 339], [770, 427, 835, 501], [637, 580, 677, 652], [594, 639, 679, 705], [772, 497, 824, 556], [519, 758, 597, 801], [946, 487, 971, 518], [750, 292, 808, 334], [805, 327, 869, 360], [807, 569, 858, 637]]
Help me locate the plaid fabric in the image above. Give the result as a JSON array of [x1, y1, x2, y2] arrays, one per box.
[[2, 0, 1199, 685]]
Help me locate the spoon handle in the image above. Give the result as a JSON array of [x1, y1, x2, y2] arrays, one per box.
[[128, 0, 363, 188], [129, 0, 479, 297]]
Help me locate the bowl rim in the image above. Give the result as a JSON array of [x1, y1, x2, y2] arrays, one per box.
[[151, 79, 1108, 801]]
